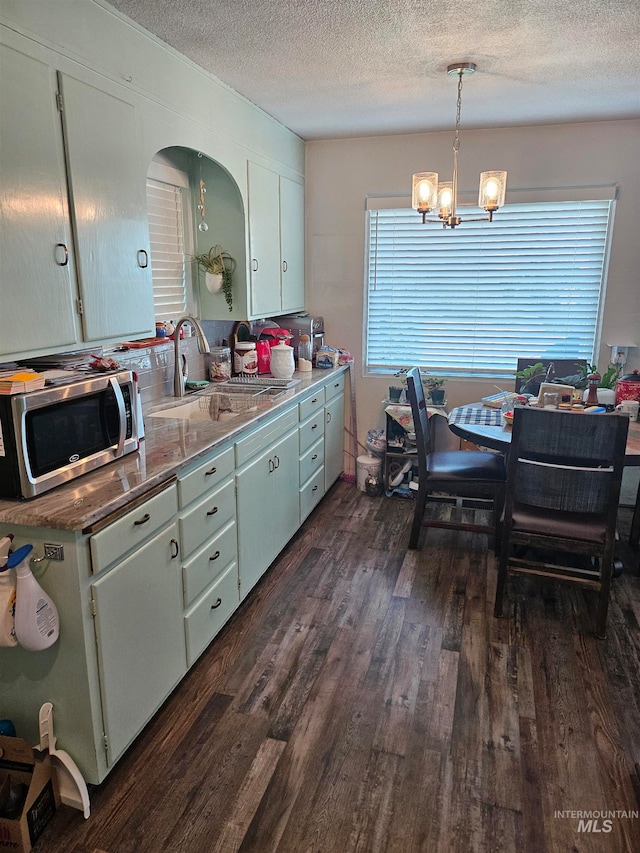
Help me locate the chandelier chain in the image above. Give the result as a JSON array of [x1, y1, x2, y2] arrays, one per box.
[[453, 69, 463, 154]]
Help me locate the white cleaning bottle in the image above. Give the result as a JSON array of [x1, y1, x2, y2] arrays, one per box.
[[9, 544, 60, 651], [0, 534, 17, 647]]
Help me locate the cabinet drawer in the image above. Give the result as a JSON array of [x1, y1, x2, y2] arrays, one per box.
[[90, 484, 178, 573], [235, 407, 298, 467], [299, 411, 324, 453], [300, 465, 325, 521], [324, 372, 345, 402], [179, 478, 235, 558], [298, 388, 325, 422], [300, 436, 324, 484], [184, 561, 239, 667], [182, 520, 238, 606], [178, 445, 234, 508]]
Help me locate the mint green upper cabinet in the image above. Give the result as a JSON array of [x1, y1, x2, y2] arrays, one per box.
[[247, 162, 305, 318], [0, 43, 79, 356], [247, 161, 282, 317], [279, 176, 305, 312], [58, 73, 154, 341]]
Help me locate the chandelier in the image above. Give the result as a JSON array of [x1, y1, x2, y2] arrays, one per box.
[[412, 63, 507, 228]]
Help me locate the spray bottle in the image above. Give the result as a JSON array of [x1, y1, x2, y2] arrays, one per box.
[[7, 544, 60, 651], [0, 534, 17, 647]]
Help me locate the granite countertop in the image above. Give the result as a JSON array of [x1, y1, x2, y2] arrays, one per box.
[[0, 367, 348, 533]]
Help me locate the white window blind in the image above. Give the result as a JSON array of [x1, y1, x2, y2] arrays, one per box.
[[146, 177, 188, 321], [366, 199, 614, 378]]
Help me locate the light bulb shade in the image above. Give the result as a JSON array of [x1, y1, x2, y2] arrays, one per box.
[[412, 172, 438, 213], [437, 182, 454, 218], [479, 171, 507, 211]]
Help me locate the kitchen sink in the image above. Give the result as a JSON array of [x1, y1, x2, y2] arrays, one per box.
[[147, 383, 291, 422]]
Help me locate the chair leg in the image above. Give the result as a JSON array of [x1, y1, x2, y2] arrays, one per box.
[[494, 532, 510, 618], [493, 483, 505, 557], [408, 487, 428, 549], [595, 544, 616, 639]]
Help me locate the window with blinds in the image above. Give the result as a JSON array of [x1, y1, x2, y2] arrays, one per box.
[[366, 199, 614, 378], [146, 177, 188, 321]]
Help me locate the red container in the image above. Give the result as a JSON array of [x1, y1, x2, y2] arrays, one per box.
[[616, 370, 640, 404], [256, 328, 290, 374]]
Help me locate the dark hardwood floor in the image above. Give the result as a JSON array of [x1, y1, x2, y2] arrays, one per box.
[[36, 482, 640, 852]]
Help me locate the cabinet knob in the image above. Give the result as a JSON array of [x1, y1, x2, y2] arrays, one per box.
[[133, 513, 150, 526], [206, 506, 219, 517], [209, 550, 221, 562], [210, 597, 222, 610], [54, 243, 69, 266], [170, 538, 179, 558]]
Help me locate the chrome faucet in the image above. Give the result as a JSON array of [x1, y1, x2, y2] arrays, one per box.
[[173, 316, 210, 396]]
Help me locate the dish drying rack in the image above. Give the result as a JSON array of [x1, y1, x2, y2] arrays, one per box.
[[199, 389, 266, 418]]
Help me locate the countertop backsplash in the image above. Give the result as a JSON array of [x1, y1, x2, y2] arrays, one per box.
[[107, 319, 235, 407]]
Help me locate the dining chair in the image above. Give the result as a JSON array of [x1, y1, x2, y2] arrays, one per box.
[[405, 367, 506, 548], [494, 406, 629, 638]]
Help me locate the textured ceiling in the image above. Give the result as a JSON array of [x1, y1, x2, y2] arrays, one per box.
[[106, 0, 640, 140]]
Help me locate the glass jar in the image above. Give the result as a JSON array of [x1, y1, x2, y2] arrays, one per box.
[[208, 346, 231, 382]]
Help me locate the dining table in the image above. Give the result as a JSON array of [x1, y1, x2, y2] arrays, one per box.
[[447, 403, 640, 548]]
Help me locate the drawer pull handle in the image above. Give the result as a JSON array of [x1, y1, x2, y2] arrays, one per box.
[[269, 459, 275, 473], [327, 412, 332, 423], [170, 538, 179, 558], [252, 258, 259, 272], [312, 454, 318, 461], [311, 423, 318, 430], [137, 249, 149, 268], [312, 486, 318, 492], [274, 455, 280, 469], [209, 550, 221, 561], [54, 243, 69, 266], [205, 466, 217, 476], [134, 513, 150, 526], [211, 597, 222, 609], [207, 506, 219, 516], [312, 397, 318, 403]]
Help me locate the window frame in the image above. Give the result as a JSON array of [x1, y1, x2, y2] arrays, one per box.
[[363, 187, 617, 380]]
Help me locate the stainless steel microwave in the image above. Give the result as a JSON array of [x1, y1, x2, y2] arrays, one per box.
[[0, 370, 138, 500]]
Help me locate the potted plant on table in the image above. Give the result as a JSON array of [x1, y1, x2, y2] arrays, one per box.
[[193, 245, 236, 311], [425, 376, 446, 405]]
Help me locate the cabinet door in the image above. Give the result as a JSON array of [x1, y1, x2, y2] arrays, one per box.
[[236, 427, 299, 599], [247, 161, 281, 317], [58, 73, 154, 341], [325, 391, 345, 489], [279, 176, 305, 312], [0, 43, 79, 357], [91, 522, 185, 765]]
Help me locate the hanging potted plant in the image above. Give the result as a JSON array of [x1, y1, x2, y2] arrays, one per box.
[[193, 245, 236, 311]]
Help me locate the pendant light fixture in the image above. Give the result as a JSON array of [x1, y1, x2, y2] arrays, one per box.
[[412, 63, 507, 228]]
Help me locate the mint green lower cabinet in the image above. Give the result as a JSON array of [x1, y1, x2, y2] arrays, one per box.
[[90, 521, 186, 766], [324, 390, 346, 490], [184, 560, 239, 666], [236, 427, 299, 599]]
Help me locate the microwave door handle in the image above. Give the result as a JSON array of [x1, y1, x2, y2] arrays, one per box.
[[109, 376, 127, 458]]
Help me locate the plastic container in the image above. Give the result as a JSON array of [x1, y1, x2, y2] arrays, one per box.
[[233, 342, 258, 376], [209, 346, 231, 382], [356, 455, 382, 492], [8, 544, 60, 651]]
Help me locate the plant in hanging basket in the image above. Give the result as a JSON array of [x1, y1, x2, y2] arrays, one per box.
[[193, 245, 236, 311]]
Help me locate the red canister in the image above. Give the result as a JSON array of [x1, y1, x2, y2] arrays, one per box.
[[615, 370, 640, 404]]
